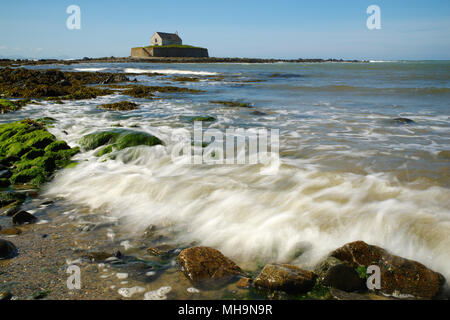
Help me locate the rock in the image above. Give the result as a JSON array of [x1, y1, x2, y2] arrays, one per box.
[[0, 169, 11, 179], [330, 241, 445, 299], [0, 239, 17, 259], [0, 191, 26, 207], [147, 244, 173, 256], [253, 263, 317, 294], [0, 291, 13, 300], [329, 288, 373, 300], [82, 251, 113, 261], [78, 129, 163, 156], [0, 227, 22, 235], [314, 256, 365, 292], [236, 277, 252, 288], [12, 210, 37, 225], [251, 110, 267, 116], [392, 117, 415, 124], [0, 202, 21, 217], [178, 246, 243, 285]]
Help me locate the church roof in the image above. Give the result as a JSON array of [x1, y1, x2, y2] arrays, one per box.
[[154, 32, 182, 41]]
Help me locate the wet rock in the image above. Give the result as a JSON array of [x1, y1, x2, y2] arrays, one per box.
[[392, 117, 415, 124], [0, 169, 11, 179], [0, 227, 22, 235], [0, 291, 13, 300], [314, 256, 365, 292], [78, 129, 163, 156], [236, 277, 252, 288], [0, 191, 26, 208], [178, 246, 243, 285], [99, 101, 139, 111], [253, 263, 317, 294], [12, 210, 37, 225], [330, 241, 446, 299], [329, 288, 373, 300], [0, 239, 17, 259], [0, 202, 21, 217], [147, 244, 173, 256], [82, 251, 113, 261], [251, 110, 267, 116]]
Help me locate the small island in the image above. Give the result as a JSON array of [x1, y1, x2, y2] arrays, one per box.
[[131, 32, 209, 58]]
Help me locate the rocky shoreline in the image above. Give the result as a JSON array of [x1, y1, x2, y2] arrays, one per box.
[[0, 66, 448, 300], [0, 56, 366, 68]]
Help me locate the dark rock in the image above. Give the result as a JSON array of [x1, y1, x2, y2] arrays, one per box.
[[0, 291, 13, 300], [392, 117, 415, 124], [330, 241, 445, 299], [0, 239, 17, 259], [329, 288, 373, 300], [1, 203, 21, 217], [12, 210, 37, 225], [253, 263, 317, 294], [314, 256, 365, 292], [0, 169, 11, 179], [251, 110, 267, 116], [178, 246, 243, 285], [0, 191, 26, 207]]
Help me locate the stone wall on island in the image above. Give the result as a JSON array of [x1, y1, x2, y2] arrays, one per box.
[[131, 46, 209, 58]]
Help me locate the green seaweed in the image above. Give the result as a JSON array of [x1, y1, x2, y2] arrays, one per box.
[[0, 119, 79, 187], [79, 129, 163, 156]]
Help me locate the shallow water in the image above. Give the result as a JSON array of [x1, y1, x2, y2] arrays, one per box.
[[2, 61, 449, 285]]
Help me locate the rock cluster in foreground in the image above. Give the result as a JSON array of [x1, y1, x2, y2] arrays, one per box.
[[177, 242, 447, 299]]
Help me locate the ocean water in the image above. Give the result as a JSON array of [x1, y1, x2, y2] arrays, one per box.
[[2, 61, 449, 280]]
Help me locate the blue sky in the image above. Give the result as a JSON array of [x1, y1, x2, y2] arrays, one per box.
[[0, 0, 449, 60]]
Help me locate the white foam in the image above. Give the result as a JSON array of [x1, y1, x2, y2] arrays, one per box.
[[74, 67, 108, 72], [118, 286, 145, 298], [144, 286, 172, 300]]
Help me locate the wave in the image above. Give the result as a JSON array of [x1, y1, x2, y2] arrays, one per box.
[[74, 67, 109, 72], [124, 68, 218, 76], [265, 84, 450, 95], [44, 137, 450, 278]]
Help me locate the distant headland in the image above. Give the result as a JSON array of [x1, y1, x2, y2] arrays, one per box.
[[0, 56, 365, 67]]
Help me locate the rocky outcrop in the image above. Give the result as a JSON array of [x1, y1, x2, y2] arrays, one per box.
[[330, 241, 445, 299], [12, 210, 37, 225], [178, 246, 243, 285], [253, 263, 317, 294]]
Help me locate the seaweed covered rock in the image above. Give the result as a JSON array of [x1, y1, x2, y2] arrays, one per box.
[[253, 263, 317, 294], [330, 241, 446, 299], [184, 115, 217, 123], [98, 101, 139, 111], [0, 99, 30, 114], [210, 100, 253, 108], [0, 68, 128, 100], [122, 85, 202, 99], [78, 129, 163, 156], [178, 246, 243, 285], [0, 119, 79, 187]]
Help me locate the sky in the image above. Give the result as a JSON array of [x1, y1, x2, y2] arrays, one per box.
[[0, 0, 449, 60]]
